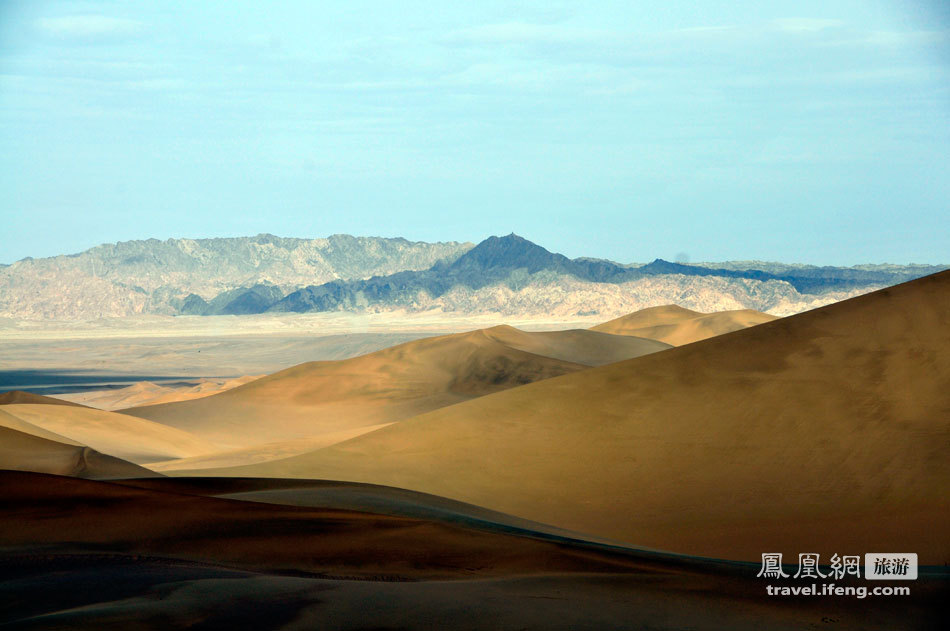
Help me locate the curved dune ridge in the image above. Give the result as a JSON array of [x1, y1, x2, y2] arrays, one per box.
[[591, 304, 777, 345], [190, 272, 950, 563], [125, 326, 669, 448], [0, 471, 658, 579], [0, 475, 940, 630], [0, 390, 88, 407], [0, 407, 83, 445], [117, 476, 613, 543], [146, 424, 395, 472], [0, 424, 157, 479], [482, 325, 670, 366], [0, 404, 217, 464], [54, 375, 263, 411]]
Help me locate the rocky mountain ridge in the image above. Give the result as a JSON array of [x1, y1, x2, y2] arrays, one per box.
[[1, 234, 944, 319], [261, 235, 945, 316], [0, 235, 471, 319]]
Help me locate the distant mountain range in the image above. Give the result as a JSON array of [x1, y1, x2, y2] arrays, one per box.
[[0, 235, 469, 320], [0, 234, 944, 319]]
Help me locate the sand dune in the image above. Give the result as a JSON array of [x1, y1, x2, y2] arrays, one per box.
[[147, 423, 394, 472], [3, 563, 932, 631], [0, 404, 217, 464], [1, 471, 941, 630], [0, 390, 87, 407], [53, 375, 263, 411], [0, 471, 645, 580], [592, 304, 777, 345], [0, 426, 156, 479], [119, 476, 605, 542], [0, 407, 83, 445], [126, 326, 666, 448], [200, 272, 950, 563], [482, 324, 670, 365]]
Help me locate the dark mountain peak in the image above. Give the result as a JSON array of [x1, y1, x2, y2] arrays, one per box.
[[179, 293, 210, 315], [638, 259, 701, 274], [638, 258, 726, 278], [474, 233, 536, 250], [479, 233, 541, 249], [449, 235, 569, 273]]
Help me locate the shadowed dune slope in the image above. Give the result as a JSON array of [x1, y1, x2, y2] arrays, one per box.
[[117, 476, 607, 543], [0, 404, 216, 464], [125, 327, 666, 448], [0, 390, 87, 407], [592, 305, 777, 345], [0, 426, 157, 479], [0, 471, 650, 580], [206, 272, 950, 563], [1, 473, 945, 629]]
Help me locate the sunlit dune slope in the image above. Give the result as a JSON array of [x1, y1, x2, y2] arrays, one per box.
[[205, 271, 950, 563], [0, 390, 88, 407], [54, 375, 263, 411], [482, 325, 670, 366], [0, 404, 216, 464], [0, 407, 82, 444], [125, 326, 666, 448], [147, 424, 393, 472], [592, 305, 777, 345], [0, 425, 157, 479]]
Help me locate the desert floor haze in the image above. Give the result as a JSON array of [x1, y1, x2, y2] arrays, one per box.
[[1, 266, 948, 629]]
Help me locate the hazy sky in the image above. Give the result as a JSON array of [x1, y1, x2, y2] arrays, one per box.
[[1, 1, 948, 265]]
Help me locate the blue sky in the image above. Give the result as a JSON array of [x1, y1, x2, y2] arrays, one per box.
[[1, 1, 948, 265]]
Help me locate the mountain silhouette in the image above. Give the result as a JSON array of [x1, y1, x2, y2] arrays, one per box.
[[190, 235, 942, 314]]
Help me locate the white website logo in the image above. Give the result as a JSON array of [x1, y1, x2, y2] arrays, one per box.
[[757, 552, 917, 597]]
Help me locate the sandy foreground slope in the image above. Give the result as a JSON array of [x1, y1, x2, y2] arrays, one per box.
[[126, 326, 668, 448], [193, 271, 950, 563], [0, 471, 942, 630], [592, 304, 777, 345]]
